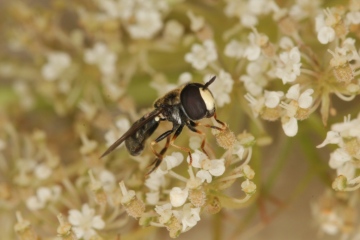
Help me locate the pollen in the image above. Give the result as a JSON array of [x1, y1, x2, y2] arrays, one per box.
[[123, 197, 145, 219], [189, 188, 207, 207], [333, 19, 348, 39], [261, 106, 282, 121], [215, 126, 236, 149], [56, 214, 77, 240], [277, 14, 297, 36], [332, 175, 347, 191], [343, 137, 360, 158], [295, 107, 311, 120], [333, 63, 354, 84]]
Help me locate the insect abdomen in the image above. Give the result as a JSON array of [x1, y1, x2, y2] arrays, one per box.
[[125, 116, 159, 156]]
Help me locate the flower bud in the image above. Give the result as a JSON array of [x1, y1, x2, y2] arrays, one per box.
[[241, 180, 257, 195], [332, 175, 348, 191], [237, 132, 256, 147], [14, 212, 38, 240], [242, 165, 255, 180], [205, 196, 222, 214]]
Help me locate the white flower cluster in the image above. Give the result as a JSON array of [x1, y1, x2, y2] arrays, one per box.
[[137, 134, 256, 237], [41, 51, 71, 81], [224, 0, 275, 28], [97, 0, 167, 39], [26, 185, 61, 211], [245, 83, 314, 137], [311, 190, 356, 238], [317, 114, 360, 191]]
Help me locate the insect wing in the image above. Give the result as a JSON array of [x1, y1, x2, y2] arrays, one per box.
[[100, 108, 163, 158]]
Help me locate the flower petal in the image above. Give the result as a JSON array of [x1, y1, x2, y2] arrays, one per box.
[[196, 170, 212, 183], [170, 187, 188, 207], [282, 117, 298, 137], [209, 159, 225, 177]]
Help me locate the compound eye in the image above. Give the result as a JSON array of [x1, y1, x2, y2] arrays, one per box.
[[180, 84, 208, 120]]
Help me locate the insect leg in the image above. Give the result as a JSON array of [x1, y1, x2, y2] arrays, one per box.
[[168, 125, 194, 165], [186, 121, 209, 157], [147, 135, 171, 175], [213, 112, 226, 129], [193, 113, 226, 131], [150, 129, 174, 159]]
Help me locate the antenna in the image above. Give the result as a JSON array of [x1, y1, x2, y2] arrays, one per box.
[[203, 76, 216, 89]]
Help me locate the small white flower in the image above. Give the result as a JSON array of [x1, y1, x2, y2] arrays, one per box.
[[127, 9, 163, 39], [155, 203, 173, 224], [347, 11, 360, 25], [163, 20, 184, 41], [146, 191, 160, 205], [98, 0, 134, 20], [26, 186, 61, 211], [240, 59, 268, 97], [276, 47, 302, 84], [289, 0, 321, 21], [170, 187, 189, 207], [178, 72, 192, 85], [98, 169, 116, 192], [189, 136, 202, 150], [204, 70, 233, 107], [244, 33, 261, 61], [68, 204, 105, 240], [41, 52, 71, 81], [317, 26, 335, 44], [315, 10, 339, 45], [279, 36, 294, 50], [224, 0, 272, 28], [329, 149, 356, 180], [188, 150, 225, 183], [286, 84, 314, 109], [145, 170, 166, 191], [84, 42, 117, 76], [232, 142, 245, 159], [104, 118, 130, 148], [34, 163, 52, 180], [181, 203, 201, 232], [331, 115, 360, 139], [187, 11, 205, 32], [185, 40, 218, 70], [329, 149, 352, 169], [164, 152, 184, 170], [224, 39, 245, 59], [264, 91, 284, 108], [280, 84, 314, 136]]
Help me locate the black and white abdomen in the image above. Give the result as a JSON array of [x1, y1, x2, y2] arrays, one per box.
[[180, 83, 216, 121]]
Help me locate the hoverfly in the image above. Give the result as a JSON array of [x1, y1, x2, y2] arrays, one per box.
[[101, 76, 225, 174]]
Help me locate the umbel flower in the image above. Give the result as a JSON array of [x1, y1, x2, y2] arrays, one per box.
[[2, 0, 360, 239]]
